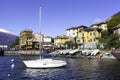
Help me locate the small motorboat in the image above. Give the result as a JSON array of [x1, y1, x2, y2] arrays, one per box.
[[0, 47, 4, 56], [23, 58, 67, 68]]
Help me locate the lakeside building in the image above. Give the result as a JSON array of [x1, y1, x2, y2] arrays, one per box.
[[19, 29, 33, 49], [19, 29, 53, 50], [66, 27, 78, 38], [42, 36, 54, 49], [32, 33, 44, 49], [76, 26, 101, 49], [54, 34, 69, 48], [32, 34, 53, 49], [0, 45, 8, 50], [19, 23, 105, 50], [43, 36, 53, 42], [67, 25, 102, 49], [90, 22, 108, 31], [113, 24, 120, 35]]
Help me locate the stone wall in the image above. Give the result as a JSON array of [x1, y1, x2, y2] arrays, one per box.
[[4, 50, 40, 55]]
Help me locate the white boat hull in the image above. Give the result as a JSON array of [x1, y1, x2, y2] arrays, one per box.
[[23, 59, 67, 68]]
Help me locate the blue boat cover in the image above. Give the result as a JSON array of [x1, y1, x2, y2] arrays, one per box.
[[39, 50, 44, 56]]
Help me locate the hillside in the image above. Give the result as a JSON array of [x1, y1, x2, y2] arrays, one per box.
[[0, 28, 18, 46], [99, 12, 120, 49], [107, 12, 120, 31]]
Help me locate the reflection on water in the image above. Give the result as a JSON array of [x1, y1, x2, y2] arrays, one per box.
[[0, 56, 120, 80]]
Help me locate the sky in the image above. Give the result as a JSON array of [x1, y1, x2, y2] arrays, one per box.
[[0, 0, 120, 37]]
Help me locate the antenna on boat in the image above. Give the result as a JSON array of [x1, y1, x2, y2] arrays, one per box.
[[39, 7, 42, 59]]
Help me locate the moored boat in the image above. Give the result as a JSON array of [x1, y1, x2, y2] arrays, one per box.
[[23, 58, 67, 68], [23, 7, 67, 68], [111, 49, 120, 60], [0, 47, 4, 56]]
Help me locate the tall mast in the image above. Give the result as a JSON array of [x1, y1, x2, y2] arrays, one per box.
[[39, 7, 42, 59], [39, 7, 42, 50]]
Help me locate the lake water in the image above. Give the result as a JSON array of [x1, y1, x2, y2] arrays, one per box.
[[0, 55, 120, 80]]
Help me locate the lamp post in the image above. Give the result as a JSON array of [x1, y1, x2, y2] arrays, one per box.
[[26, 34, 28, 50], [94, 28, 97, 48], [82, 29, 85, 50]]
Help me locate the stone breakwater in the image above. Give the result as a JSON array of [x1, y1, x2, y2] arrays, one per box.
[[4, 50, 40, 55]]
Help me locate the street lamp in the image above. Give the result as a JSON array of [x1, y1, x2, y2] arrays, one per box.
[[82, 29, 85, 50], [26, 34, 28, 50]]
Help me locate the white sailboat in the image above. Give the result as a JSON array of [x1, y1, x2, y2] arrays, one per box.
[[23, 58, 67, 68], [23, 7, 67, 68]]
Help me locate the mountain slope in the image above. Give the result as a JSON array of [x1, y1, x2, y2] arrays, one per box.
[[107, 12, 120, 30], [0, 28, 18, 46], [0, 28, 13, 34]]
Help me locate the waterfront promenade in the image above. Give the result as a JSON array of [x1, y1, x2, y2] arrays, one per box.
[[4, 49, 116, 59], [4, 50, 40, 55]]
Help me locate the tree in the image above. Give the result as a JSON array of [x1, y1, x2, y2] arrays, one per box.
[[8, 37, 19, 48], [64, 40, 77, 49], [107, 12, 120, 34], [98, 12, 120, 50], [99, 33, 120, 50]]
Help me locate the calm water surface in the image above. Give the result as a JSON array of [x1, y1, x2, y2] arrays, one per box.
[[0, 55, 120, 80]]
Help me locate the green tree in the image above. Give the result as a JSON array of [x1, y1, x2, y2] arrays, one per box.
[[107, 34, 120, 49], [64, 40, 77, 49], [8, 37, 19, 48], [99, 33, 120, 50], [99, 12, 120, 50], [107, 12, 120, 33]]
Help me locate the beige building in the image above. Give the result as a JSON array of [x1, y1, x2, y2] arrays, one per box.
[[32, 33, 44, 49], [43, 36, 53, 48], [32, 34, 53, 49], [113, 24, 120, 35], [33, 33, 44, 43], [91, 22, 108, 31], [54, 34, 69, 48]]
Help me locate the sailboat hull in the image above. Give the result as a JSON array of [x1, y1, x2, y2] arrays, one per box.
[[23, 59, 67, 68]]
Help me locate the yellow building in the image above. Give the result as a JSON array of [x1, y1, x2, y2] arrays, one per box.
[[76, 26, 101, 48], [54, 35, 69, 48], [19, 29, 33, 49]]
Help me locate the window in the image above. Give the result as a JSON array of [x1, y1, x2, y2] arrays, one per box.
[[82, 33, 84, 37], [93, 32, 95, 35], [73, 33, 75, 35], [90, 38, 92, 42], [77, 40, 80, 42], [94, 38, 96, 41], [90, 32, 92, 36]]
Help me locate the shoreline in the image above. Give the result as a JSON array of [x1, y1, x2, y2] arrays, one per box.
[[4, 50, 39, 56], [4, 49, 116, 59]]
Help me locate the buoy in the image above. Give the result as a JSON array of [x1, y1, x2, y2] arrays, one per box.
[[11, 59, 14, 62], [11, 64, 15, 69], [7, 73, 10, 77]]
